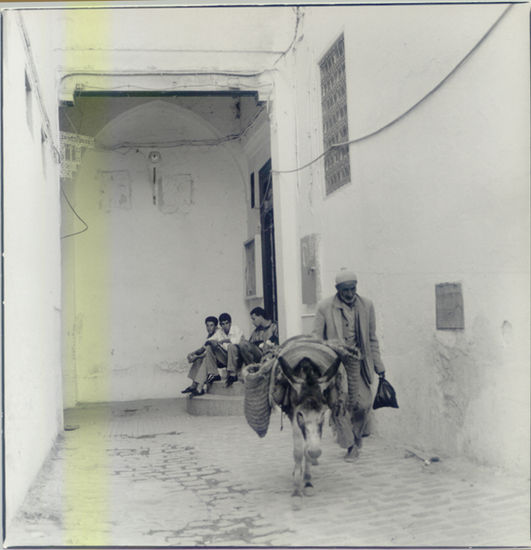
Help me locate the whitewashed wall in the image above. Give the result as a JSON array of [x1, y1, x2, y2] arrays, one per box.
[[47, 4, 295, 404], [62, 100, 251, 404], [4, 9, 528, 534], [286, 4, 529, 474], [3, 12, 64, 527]]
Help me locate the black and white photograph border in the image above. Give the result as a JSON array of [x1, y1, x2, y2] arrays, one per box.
[[1, 0, 530, 548]]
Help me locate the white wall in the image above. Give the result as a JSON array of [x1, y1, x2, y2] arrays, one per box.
[[52, 6, 296, 103], [63, 100, 251, 404], [3, 12, 64, 525], [46, 3, 296, 404], [287, 4, 529, 474], [4, 8, 528, 529]]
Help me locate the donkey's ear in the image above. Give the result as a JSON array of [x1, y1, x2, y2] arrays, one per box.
[[278, 356, 305, 392], [278, 355, 297, 385], [320, 355, 341, 383]]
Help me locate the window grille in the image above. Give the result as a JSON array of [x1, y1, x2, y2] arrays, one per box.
[[319, 34, 351, 194]]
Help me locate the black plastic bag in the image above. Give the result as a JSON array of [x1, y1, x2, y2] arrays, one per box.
[[373, 376, 399, 409]]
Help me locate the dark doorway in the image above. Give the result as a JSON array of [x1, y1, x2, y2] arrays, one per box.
[[258, 159, 278, 323]]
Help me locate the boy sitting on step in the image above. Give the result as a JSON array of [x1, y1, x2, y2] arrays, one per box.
[[200, 312, 245, 388], [181, 316, 223, 397]]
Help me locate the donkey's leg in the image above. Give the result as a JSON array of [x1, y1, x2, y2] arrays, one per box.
[[291, 422, 305, 508], [303, 458, 314, 496], [302, 412, 323, 495]]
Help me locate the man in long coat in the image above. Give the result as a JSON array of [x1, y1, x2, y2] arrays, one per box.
[[313, 269, 386, 460]]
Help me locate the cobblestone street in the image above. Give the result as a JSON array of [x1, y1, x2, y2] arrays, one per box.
[[6, 398, 530, 548]]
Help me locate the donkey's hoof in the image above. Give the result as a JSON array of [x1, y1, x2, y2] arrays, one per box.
[[291, 495, 303, 511], [303, 482, 315, 497], [344, 445, 360, 462]]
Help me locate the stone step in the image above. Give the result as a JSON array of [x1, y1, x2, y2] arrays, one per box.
[[186, 392, 244, 416], [207, 379, 244, 397]]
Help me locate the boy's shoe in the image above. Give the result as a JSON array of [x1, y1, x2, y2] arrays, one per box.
[[181, 385, 195, 394], [189, 388, 205, 398], [206, 374, 221, 384], [225, 375, 238, 388]]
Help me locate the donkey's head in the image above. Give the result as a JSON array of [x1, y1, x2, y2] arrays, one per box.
[[278, 354, 341, 460]]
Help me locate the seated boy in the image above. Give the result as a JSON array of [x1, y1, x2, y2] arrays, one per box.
[[201, 312, 244, 387], [226, 307, 278, 387], [181, 315, 223, 397]]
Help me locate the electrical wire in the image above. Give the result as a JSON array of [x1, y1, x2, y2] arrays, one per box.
[[95, 103, 267, 151], [56, 6, 296, 90], [54, 3, 513, 229], [239, 104, 268, 140], [60, 185, 89, 239], [60, 68, 276, 87], [272, 3, 513, 176], [63, 110, 81, 134], [97, 134, 241, 151], [273, 7, 302, 66], [57, 83, 269, 240], [67, 81, 274, 93], [16, 12, 62, 163], [55, 47, 287, 55]]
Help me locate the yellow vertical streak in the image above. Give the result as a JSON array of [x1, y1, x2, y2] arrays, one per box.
[[62, 9, 112, 546]]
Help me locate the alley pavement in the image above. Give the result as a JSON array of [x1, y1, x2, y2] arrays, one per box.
[[6, 398, 530, 548]]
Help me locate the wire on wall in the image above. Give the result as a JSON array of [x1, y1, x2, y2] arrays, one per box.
[[273, 7, 302, 66], [16, 12, 62, 163], [68, 81, 274, 94], [96, 103, 267, 151], [60, 68, 277, 88], [99, 134, 241, 151], [60, 185, 88, 239], [272, 3, 514, 176], [63, 110, 81, 134]]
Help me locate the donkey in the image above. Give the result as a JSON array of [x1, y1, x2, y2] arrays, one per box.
[[277, 353, 341, 506]]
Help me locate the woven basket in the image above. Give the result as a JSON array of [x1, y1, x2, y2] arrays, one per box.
[[242, 362, 273, 438]]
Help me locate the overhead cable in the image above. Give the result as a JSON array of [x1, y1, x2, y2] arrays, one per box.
[[273, 7, 302, 66], [96, 103, 267, 151], [272, 3, 513, 175], [60, 68, 276, 87], [60, 185, 89, 239], [16, 12, 62, 162]]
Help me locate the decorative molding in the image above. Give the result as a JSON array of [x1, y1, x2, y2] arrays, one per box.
[[59, 72, 275, 104], [60, 131, 94, 180]]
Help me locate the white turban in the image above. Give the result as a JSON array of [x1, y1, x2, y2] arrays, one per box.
[[335, 269, 358, 286]]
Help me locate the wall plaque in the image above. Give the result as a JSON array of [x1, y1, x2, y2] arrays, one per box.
[[301, 234, 319, 305], [436, 283, 464, 330]]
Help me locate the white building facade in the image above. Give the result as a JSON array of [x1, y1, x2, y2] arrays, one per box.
[[2, 2, 529, 526]]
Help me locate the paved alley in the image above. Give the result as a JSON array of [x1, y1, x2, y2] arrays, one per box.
[[6, 398, 530, 548]]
